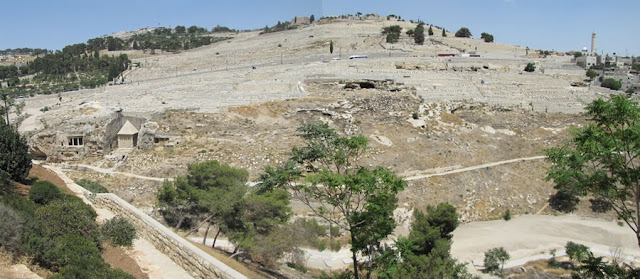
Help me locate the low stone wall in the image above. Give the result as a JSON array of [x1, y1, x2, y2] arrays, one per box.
[[94, 193, 246, 279]]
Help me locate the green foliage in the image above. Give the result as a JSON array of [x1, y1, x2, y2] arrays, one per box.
[[545, 95, 640, 247], [481, 32, 494, 43], [43, 234, 102, 270], [76, 179, 108, 193], [34, 197, 99, 244], [412, 112, 419, 119], [428, 26, 434, 36], [101, 217, 137, 247], [414, 23, 425, 45], [382, 25, 402, 43], [586, 69, 598, 79], [0, 204, 24, 256], [626, 88, 635, 94], [174, 25, 186, 33], [29, 180, 63, 205], [257, 122, 406, 278], [524, 62, 536, 72], [455, 27, 472, 38], [484, 247, 510, 275], [565, 241, 590, 265], [601, 78, 622, 90], [442, 28, 447, 37], [503, 209, 511, 221], [156, 178, 199, 230], [330, 40, 334, 54], [375, 203, 470, 279], [0, 123, 32, 181]]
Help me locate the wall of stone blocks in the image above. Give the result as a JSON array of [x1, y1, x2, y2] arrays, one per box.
[[94, 193, 247, 279]]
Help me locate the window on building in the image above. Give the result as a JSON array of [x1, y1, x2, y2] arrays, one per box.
[[68, 136, 84, 146]]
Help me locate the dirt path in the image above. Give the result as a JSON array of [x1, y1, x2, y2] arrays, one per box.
[[67, 164, 171, 182], [404, 155, 547, 181]]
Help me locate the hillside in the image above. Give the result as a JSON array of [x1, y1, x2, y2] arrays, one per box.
[[9, 16, 629, 276]]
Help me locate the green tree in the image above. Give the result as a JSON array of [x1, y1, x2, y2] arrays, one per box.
[[586, 69, 598, 79], [428, 26, 434, 36], [257, 122, 406, 279], [442, 28, 447, 37], [565, 241, 590, 266], [484, 247, 510, 276], [481, 32, 494, 43], [524, 62, 536, 72], [601, 78, 622, 90], [101, 217, 137, 247], [330, 40, 334, 54], [310, 14, 315, 23], [545, 95, 640, 247], [187, 25, 198, 34], [376, 203, 469, 279], [455, 27, 472, 38], [28, 181, 63, 205], [382, 25, 402, 43], [0, 123, 32, 182], [574, 52, 583, 58], [156, 178, 200, 230], [414, 23, 425, 45], [174, 25, 186, 34]]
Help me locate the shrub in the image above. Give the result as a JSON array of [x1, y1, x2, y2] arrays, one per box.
[[412, 112, 419, 119], [101, 217, 137, 247], [565, 241, 589, 265], [601, 78, 622, 90], [524, 63, 536, 72], [76, 179, 108, 193], [586, 69, 598, 79], [29, 180, 63, 205], [484, 247, 510, 275], [35, 197, 99, 244], [481, 32, 494, 43], [43, 234, 102, 270], [0, 204, 24, 256], [455, 27, 472, 38], [503, 209, 511, 221]]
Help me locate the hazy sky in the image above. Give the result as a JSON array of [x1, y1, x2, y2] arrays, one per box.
[[2, 0, 637, 56]]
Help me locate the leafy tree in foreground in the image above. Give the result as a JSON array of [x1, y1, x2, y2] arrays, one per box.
[[484, 247, 510, 276], [586, 69, 598, 79], [455, 27, 472, 38], [0, 123, 32, 182], [256, 122, 406, 279], [545, 95, 640, 247], [376, 203, 470, 279]]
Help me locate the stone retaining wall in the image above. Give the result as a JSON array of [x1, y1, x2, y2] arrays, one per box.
[[94, 193, 246, 279]]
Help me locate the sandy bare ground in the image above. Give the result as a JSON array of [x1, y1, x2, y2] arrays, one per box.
[[451, 214, 640, 270]]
